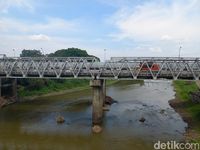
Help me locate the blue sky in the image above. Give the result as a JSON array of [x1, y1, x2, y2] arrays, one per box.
[[0, 0, 200, 60]]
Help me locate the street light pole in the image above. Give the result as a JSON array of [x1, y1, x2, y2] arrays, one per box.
[[13, 49, 15, 57], [179, 46, 182, 58], [41, 48, 44, 56], [104, 49, 106, 62]]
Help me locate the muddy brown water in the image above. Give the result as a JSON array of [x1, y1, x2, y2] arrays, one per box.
[[0, 81, 187, 150]]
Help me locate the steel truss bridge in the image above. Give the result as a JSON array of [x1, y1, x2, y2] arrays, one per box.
[[0, 56, 200, 80]]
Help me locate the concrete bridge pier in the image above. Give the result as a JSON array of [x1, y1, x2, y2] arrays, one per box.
[[90, 79, 106, 125], [103, 79, 106, 106], [11, 79, 18, 101]]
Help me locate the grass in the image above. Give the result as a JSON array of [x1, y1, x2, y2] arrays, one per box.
[[173, 80, 200, 142], [18, 79, 143, 98], [18, 79, 121, 97], [18, 79, 90, 97], [173, 80, 199, 101]]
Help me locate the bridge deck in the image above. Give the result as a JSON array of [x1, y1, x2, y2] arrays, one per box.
[[0, 57, 200, 80]]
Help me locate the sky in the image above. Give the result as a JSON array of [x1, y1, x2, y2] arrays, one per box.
[[0, 0, 199, 60]]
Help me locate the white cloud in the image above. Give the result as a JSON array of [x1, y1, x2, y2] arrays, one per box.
[[98, 0, 133, 8], [29, 34, 50, 41], [0, 17, 78, 35], [109, 0, 200, 56], [149, 47, 162, 53], [161, 35, 172, 41], [113, 0, 200, 41], [0, 0, 34, 13], [0, 17, 82, 56], [0, 35, 76, 56]]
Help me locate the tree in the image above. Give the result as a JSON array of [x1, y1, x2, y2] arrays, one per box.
[[48, 48, 100, 61], [20, 49, 43, 57], [48, 48, 88, 57]]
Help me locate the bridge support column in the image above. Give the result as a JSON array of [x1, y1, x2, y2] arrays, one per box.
[[90, 79, 105, 125], [12, 79, 18, 102], [103, 79, 106, 106]]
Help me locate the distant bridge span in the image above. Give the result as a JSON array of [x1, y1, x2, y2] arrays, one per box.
[[0, 56, 200, 80]]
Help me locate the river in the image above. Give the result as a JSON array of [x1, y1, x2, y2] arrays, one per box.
[[0, 80, 187, 150]]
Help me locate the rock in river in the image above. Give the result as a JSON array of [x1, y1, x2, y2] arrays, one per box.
[[105, 96, 118, 105], [139, 117, 146, 123], [56, 115, 65, 124], [92, 125, 102, 133]]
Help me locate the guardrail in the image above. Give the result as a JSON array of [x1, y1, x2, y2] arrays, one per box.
[[0, 57, 200, 80]]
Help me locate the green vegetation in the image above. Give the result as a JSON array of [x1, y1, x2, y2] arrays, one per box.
[[18, 79, 89, 97], [173, 80, 200, 142], [48, 48, 100, 61], [20, 48, 100, 60], [173, 80, 199, 101], [49, 48, 88, 57], [20, 49, 44, 57], [18, 79, 119, 97]]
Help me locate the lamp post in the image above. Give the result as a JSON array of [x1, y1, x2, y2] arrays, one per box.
[[178, 46, 182, 58], [41, 48, 44, 56], [104, 49, 106, 62], [13, 49, 16, 57]]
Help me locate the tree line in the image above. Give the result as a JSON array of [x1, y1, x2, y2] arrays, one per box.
[[20, 48, 99, 61]]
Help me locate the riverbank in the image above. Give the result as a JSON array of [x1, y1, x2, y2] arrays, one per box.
[[18, 79, 89, 97], [169, 80, 200, 142], [0, 96, 16, 108], [19, 80, 144, 101]]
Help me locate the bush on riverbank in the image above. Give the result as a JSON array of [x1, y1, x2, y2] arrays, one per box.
[[173, 80, 200, 142], [18, 79, 120, 97], [18, 79, 89, 97], [18, 79, 140, 98]]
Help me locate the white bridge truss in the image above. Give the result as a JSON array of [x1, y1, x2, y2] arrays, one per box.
[[0, 57, 200, 80]]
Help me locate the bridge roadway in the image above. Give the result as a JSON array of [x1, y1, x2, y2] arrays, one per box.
[[0, 56, 200, 80]]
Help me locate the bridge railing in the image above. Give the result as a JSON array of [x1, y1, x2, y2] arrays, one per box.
[[96, 58, 200, 80], [0, 57, 200, 80], [110, 57, 200, 62], [1, 57, 99, 62], [0, 57, 100, 79]]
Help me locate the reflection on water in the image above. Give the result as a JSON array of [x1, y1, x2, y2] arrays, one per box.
[[0, 80, 187, 150]]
